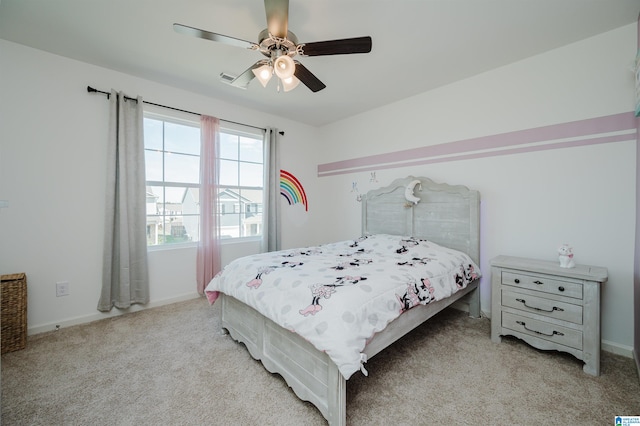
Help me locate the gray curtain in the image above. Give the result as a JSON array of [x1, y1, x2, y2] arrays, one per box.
[[98, 90, 149, 312], [262, 128, 281, 252]]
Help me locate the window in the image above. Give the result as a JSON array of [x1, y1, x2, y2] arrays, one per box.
[[144, 113, 264, 247], [218, 131, 264, 239]]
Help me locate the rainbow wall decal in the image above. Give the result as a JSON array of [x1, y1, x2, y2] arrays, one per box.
[[280, 170, 308, 211]]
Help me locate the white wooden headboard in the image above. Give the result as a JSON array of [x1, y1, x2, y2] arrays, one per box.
[[361, 176, 480, 264]]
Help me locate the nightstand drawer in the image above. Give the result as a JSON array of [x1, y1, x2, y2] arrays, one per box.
[[502, 312, 582, 350], [502, 271, 582, 299], [502, 289, 582, 324]]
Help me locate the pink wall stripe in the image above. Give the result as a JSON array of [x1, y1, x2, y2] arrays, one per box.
[[318, 112, 636, 177]]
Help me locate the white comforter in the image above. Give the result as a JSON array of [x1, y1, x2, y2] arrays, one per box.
[[205, 234, 480, 379]]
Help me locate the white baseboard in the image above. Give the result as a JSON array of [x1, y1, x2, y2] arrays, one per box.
[[601, 340, 634, 358], [28, 292, 201, 336]]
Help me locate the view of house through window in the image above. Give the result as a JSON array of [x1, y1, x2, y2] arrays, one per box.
[[144, 114, 264, 246]]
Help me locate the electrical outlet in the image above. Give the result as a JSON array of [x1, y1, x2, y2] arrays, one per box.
[[56, 281, 69, 297]]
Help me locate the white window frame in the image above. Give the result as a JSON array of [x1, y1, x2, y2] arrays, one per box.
[[143, 109, 265, 251]]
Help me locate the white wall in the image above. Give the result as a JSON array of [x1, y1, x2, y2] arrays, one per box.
[[315, 24, 637, 355], [0, 39, 321, 334]]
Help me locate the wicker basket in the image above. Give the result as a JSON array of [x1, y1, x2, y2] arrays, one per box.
[[1, 273, 27, 354]]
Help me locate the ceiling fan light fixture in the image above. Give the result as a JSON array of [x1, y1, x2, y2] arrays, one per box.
[[273, 54, 295, 80], [252, 64, 273, 87], [281, 75, 300, 92]]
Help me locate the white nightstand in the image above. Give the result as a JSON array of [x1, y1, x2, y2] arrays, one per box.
[[490, 255, 607, 376]]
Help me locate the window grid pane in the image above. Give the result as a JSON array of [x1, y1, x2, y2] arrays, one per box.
[[220, 133, 239, 160], [239, 136, 263, 163]]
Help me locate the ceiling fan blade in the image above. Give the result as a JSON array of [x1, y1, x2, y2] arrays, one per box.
[[298, 36, 372, 56], [264, 0, 288, 39], [173, 23, 256, 50], [294, 62, 326, 92], [229, 61, 265, 89]]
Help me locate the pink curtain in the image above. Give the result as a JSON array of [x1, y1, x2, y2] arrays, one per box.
[[196, 116, 222, 296]]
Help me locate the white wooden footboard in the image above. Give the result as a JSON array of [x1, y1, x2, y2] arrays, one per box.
[[219, 280, 479, 425], [221, 293, 347, 424]]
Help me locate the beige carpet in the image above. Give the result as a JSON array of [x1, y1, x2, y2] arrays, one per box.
[[2, 297, 638, 425]]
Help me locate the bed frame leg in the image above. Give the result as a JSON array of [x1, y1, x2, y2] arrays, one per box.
[[327, 363, 347, 426], [468, 285, 481, 319]]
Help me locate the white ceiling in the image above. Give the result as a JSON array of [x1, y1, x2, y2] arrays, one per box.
[[1, 0, 639, 126]]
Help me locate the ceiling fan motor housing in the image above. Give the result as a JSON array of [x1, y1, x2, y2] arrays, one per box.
[[257, 28, 299, 60]]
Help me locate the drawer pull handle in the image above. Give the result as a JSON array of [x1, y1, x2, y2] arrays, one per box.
[[516, 321, 564, 337], [515, 298, 564, 313], [516, 321, 564, 336], [533, 280, 544, 285], [514, 279, 520, 284], [558, 286, 565, 292]]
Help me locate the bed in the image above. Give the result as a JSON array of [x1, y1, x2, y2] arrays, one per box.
[[205, 176, 481, 425]]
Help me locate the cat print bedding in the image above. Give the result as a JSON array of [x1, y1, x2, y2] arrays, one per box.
[[205, 234, 480, 379]]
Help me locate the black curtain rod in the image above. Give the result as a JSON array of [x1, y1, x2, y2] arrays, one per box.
[[86, 86, 278, 134]]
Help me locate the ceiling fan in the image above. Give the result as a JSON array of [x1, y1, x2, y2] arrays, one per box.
[[173, 0, 372, 93]]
